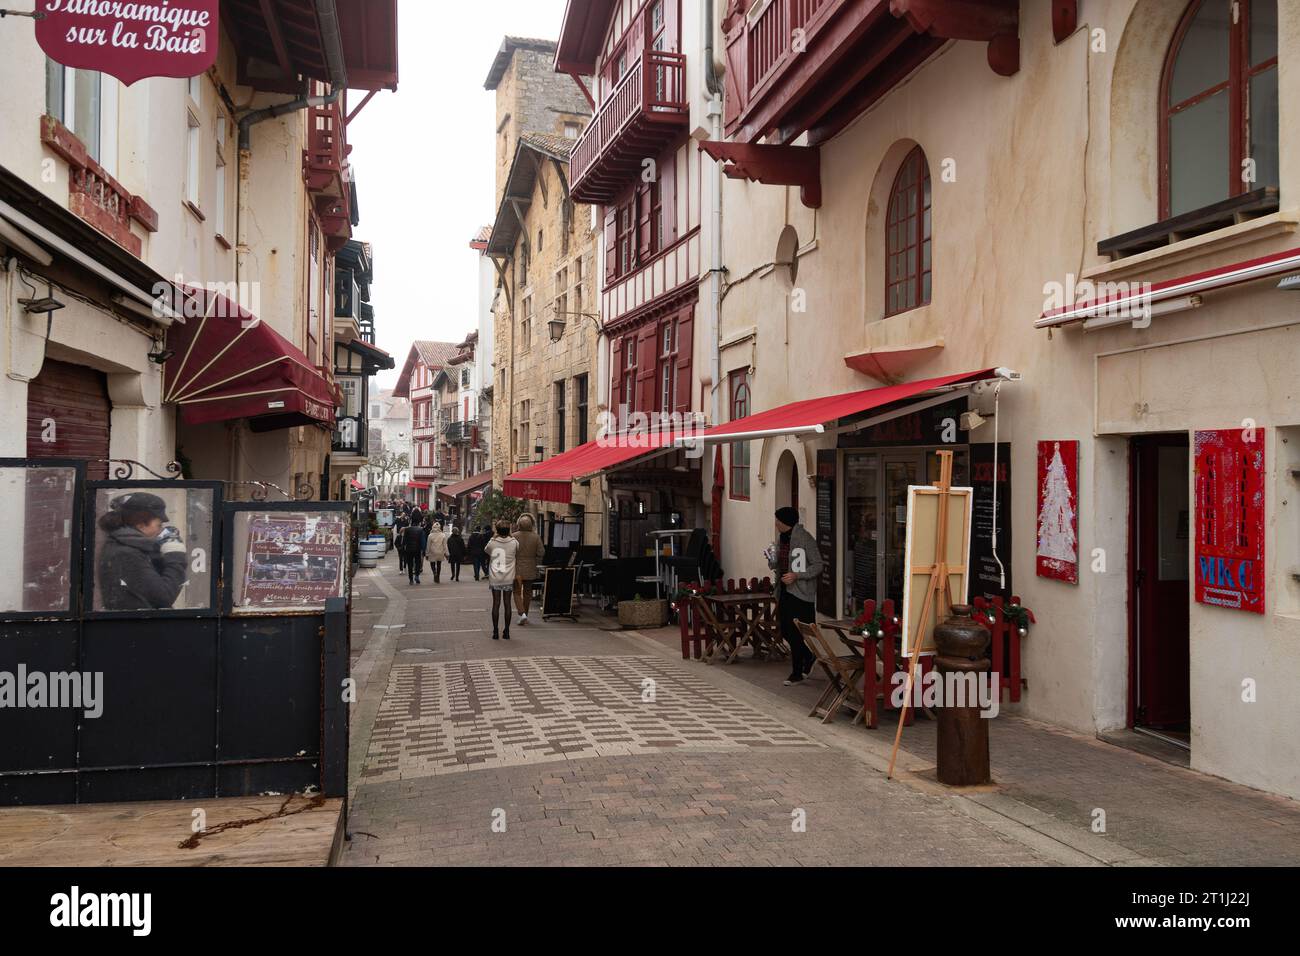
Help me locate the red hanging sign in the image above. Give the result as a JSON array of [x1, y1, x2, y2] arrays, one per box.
[[1036, 440, 1079, 584], [35, 0, 219, 87], [1194, 428, 1266, 614]]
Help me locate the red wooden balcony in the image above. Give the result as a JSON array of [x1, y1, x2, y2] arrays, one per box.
[[570, 51, 689, 205], [303, 99, 351, 194], [722, 0, 1021, 146]]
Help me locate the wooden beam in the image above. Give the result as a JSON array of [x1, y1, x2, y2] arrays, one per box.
[[699, 141, 822, 208], [567, 71, 596, 112], [257, 0, 295, 80], [889, 0, 1020, 76]]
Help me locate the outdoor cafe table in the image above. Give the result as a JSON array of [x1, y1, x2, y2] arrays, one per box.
[[703, 592, 782, 664], [820, 618, 886, 728]]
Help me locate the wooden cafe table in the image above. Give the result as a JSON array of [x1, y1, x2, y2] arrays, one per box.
[[703, 591, 783, 664]]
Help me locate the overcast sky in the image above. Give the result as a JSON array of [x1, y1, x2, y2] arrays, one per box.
[[348, 0, 569, 390]]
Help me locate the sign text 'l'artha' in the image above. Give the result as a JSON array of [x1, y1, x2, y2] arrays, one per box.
[[35, 0, 220, 86]]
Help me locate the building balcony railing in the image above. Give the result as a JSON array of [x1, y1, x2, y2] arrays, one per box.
[[303, 99, 349, 194], [570, 50, 689, 205]]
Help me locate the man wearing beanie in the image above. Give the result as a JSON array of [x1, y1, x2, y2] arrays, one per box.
[[768, 506, 822, 685]]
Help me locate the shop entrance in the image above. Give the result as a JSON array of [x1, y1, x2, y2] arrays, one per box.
[[1130, 433, 1191, 746], [842, 448, 968, 617]]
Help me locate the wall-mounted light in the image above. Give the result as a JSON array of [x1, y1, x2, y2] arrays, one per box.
[[148, 346, 175, 365], [548, 318, 566, 341]]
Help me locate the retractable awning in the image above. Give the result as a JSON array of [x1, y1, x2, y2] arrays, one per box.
[[1035, 245, 1300, 329], [702, 368, 1003, 444], [164, 290, 336, 430], [438, 471, 494, 500], [407, 481, 431, 490], [504, 430, 691, 504]]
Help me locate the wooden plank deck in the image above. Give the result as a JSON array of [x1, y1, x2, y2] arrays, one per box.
[[0, 795, 344, 867]]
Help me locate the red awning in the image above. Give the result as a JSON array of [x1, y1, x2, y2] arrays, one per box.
[[703, 369, 1003, 443], [437, 471, 493, 500], [407, 481, 431, 490], [504, 429, 690, 504], [1035, 245, 1300, 329], [164, 289, 336, 429], [350, 479, 365, 491]]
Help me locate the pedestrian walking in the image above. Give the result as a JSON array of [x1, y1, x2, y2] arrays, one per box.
[[512, 513, 546, 626], [768, 506, 822, 685], [393, 511, 410, 573], [466, 526, 486, 581], [427, 522, 449, 583], [403, 511, 427, 585], [447, 526, 466, 582], [484, 522, 519, 640]]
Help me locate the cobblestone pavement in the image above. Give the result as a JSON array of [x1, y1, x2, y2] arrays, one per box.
[[342, 556, 1300, 867]]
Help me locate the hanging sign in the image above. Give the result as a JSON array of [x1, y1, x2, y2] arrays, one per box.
[[1194, 428, 1265, 614], [1036, 440, 1079, 584], [35, 0, 220, 87]]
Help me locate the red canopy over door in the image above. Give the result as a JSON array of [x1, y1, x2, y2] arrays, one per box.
[[163, 290, 337, 430]]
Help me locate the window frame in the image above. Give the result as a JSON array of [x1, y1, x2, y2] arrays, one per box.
[[884, 145, 932, 318], [728, 369, 752, 501], [1158, 0, 1279, 220]]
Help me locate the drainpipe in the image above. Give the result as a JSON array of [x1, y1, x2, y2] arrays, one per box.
[[704, 0, 724, 430]]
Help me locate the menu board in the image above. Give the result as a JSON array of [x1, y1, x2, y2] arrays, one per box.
[[970, 443, 1013, 601], [238, 513, 348, 611], [816, 450, 836, 612]]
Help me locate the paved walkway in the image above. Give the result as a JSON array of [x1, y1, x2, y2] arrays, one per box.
[[341, 557, 1300, 867]]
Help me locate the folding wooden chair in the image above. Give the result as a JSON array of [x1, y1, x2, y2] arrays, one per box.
[[693, 595, 741, 665], [796, 620, 866, 724]]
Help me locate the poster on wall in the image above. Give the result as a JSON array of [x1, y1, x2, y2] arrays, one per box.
[[238, 513, 347, 612], [971, 443, 1013, 600], [1194, 428, 1265, 614], [815, 450, 836, 612], [36, 0, 220, 86], [1036, 440, 1079, 584]]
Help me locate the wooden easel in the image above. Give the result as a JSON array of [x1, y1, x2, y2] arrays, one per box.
[[887, 450, 962, 780]]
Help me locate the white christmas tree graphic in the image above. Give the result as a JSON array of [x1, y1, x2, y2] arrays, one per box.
[[1038, 442, 1077, 564]]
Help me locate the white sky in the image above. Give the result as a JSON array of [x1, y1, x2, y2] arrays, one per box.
[[348, 0, 569, 390]]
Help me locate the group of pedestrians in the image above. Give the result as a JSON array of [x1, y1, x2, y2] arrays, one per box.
[[482, 513, 545, 641], [392, 504, 476, 585]]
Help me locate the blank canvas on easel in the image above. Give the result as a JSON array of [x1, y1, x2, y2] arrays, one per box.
[[900, 484, 973, 657]]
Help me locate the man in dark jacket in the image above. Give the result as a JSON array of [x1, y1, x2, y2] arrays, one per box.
[[767, 506, 822, 686], [402, 515, 427, 585], [393, 512, 410, 573], [466, 527, 487, 581], [96, 493, 189, 610], [447, 526, 467, 582]]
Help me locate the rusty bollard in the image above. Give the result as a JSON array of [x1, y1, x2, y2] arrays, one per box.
[[933, 605, 992, 786]]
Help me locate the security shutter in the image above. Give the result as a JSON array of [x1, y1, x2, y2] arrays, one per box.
[[26, 358, 111, 479]]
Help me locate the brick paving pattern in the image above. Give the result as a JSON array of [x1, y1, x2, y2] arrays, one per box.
[[361, 655, 818, 782]]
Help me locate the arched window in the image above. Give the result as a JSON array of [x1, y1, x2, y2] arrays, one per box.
[[1161, 0, 1277, 219], [885, 146, 931, 317]]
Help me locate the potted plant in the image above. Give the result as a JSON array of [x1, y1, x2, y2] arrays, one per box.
[[618, 592, 667, 629]]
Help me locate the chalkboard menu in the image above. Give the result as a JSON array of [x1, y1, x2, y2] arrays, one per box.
[[971, 442, 1012, 601], [816, 450, 836, 612]]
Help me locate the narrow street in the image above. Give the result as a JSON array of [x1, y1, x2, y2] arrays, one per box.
[[342, 554, 1300, 867]]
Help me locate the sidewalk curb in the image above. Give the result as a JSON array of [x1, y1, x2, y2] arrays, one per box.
[[347, 561, 408, 803], [615, 627, 1147, 868]]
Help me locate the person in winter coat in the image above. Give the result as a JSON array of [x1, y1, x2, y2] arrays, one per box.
[[767, 506, 823, 686], [403, 511, 427, 585], [96, 493, 189, 611], [393, 512, 410, 573], [426, 523, 449, 583], [466, 527, 487, 581], [511, 513, 547, 626], [447, 526, 467, 582], [484, 522, 519, 640]]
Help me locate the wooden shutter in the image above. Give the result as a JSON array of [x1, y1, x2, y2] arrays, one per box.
[[636, 324, 658, 413], [674, 309, 694, 415], [603, 206, 618, 283], [636, 184, 652, 264], [610, 336, 624, 410], [660, 148, 678, 245], [26, 358, 110, 480]]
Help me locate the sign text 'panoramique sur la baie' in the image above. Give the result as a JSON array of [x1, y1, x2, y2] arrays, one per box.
[[35, 1, 219, 86]]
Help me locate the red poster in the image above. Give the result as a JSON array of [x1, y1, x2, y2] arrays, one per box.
[[36, 0, 219, 87], [1194, 428, 1265, 614], [240, 514, 347, 610], [1036, 440, 1079, 584]]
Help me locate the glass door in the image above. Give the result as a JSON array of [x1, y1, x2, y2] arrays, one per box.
[[842, 453, 879, 618], [882, 455, 924, 608]]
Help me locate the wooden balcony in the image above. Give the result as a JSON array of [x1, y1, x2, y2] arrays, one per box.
[[570, 51, 689, 205], [722, 0, 1021, 146]]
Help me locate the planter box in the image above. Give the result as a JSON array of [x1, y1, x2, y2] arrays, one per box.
[[618, 599, 668, 629]]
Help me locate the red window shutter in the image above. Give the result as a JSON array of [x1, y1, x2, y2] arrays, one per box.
[[610, 336, 624, 410], [636, 324, 658, 413], [603, 206, 618, 283], [636, 184, 652, 263], [674, 310, 694, 415], [659, 150, 677, 245]]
